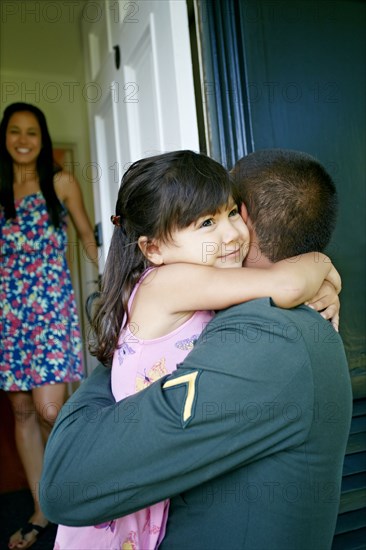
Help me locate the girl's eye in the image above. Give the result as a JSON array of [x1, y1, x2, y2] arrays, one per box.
[[200, 218, 214, 228], [229, 207, 239, 217]]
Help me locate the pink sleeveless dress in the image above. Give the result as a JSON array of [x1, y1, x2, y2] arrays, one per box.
[[54, 269, 213, 549]]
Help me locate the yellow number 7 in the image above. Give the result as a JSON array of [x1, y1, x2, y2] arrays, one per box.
[[163, 371, 199, 425]]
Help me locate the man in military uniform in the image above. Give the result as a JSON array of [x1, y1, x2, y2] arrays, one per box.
[[40, 150, 352, 549]]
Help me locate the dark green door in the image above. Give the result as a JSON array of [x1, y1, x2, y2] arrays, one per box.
[[196, 0, 366, 546]]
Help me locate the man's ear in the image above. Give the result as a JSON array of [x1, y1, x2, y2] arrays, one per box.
[[240, 202, 249, 223], [138, 236, 164, 265]]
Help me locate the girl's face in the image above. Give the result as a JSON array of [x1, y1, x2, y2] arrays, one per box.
[[158, 200, 250, 268], [5, 111, 42, 166]]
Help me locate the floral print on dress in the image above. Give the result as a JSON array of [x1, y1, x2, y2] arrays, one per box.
[[117, 342, 136, 366], [122, 531, 138, 550], [95, 520, 116, 532], [0, 192, 84, 391], [175, 334, 200, 351]]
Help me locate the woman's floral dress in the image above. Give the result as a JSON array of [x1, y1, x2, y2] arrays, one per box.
[[0, 192, 84, 391]]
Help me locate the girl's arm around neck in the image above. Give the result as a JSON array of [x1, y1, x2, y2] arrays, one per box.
[[143, 252, 340, 314], [266, 253, 341, 308]]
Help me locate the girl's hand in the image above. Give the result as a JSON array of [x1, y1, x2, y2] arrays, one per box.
[[324, 264, 342, 295], [305, 281, 340, 331]]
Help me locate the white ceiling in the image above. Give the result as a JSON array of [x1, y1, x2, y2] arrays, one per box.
[[0, 0, 86, 77]]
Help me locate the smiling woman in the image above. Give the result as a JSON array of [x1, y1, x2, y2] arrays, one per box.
[[5, 112, 42, 170], [0, 101, 98, 549]]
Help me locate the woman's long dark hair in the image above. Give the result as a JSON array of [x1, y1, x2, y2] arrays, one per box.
[[0, 102, 63, 226], [90, 150, 234, 365]]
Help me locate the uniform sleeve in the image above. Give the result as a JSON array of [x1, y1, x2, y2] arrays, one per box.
[[40, 303, 314, 526]]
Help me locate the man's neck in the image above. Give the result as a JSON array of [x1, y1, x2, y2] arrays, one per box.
[[243, 242, 273, 269]]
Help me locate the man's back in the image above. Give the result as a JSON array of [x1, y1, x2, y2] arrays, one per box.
[[161, 299, 352, 549]]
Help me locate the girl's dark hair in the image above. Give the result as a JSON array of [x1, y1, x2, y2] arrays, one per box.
[[0, 102, 63, 226], [90, 150, 232, 365]]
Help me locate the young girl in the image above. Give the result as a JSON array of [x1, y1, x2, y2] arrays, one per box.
[[54, 150, 339, 549]]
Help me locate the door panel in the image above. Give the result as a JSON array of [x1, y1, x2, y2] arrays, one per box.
[[94, 93, 122, 254], [121, 17, 161, 159], [82, 0, 199, 266], [197, 1, 366, 544], [198, 0, 365, 392]]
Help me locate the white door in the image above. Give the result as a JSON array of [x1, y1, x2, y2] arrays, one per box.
[[82, 0, 199, 267]]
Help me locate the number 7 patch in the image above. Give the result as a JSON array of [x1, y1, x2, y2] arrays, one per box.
[[163, 371, 200, 427]]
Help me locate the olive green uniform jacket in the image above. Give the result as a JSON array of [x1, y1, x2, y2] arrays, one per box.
[[40, 299, 352, 549]]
